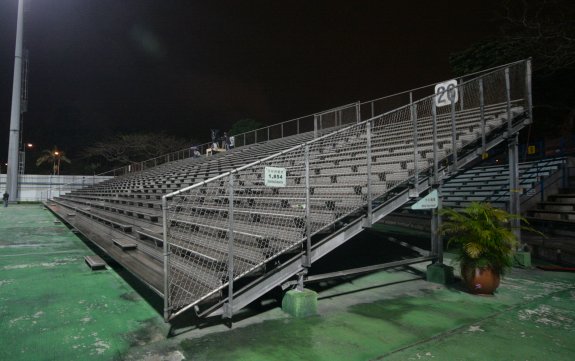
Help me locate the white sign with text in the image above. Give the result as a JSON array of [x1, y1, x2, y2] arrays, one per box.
[[264, 166, 287, 187], [434, 79, 459, 107]]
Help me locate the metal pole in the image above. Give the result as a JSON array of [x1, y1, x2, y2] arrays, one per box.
[[431, 98, 442, 263], [505, 67, 512, 131], [225, 173, 235, 319], [411, 103, 419, 188], [162, 196, 171, 321], [313, 115, 318, 138], [479, 78, 486, 155], [297, 118, 300, 135], [432, 100, 439, 184], [356, 102, 361, 123], [371, 101, 374, 118], [450, 97, 458, 171], [526, 59, 533, 123], [281, 123, 284, 138], [267, 127, 270, 141], [459, 77, 464, 111], [304, 145, 311, 267], [508, 134, 521, 244], [6, 0, 25, 202], [365, 120, 373, 226]]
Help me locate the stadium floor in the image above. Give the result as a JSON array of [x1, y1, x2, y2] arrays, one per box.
[[1, 204, 574, 360]]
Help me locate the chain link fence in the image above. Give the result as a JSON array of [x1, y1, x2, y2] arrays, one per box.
[[163, 61, 530, 319]]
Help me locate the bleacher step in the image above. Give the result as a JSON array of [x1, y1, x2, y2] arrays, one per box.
[[84, 255, 106, 270]]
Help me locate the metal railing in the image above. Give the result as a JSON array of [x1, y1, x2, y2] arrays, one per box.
[[162, 60, 531, 320]]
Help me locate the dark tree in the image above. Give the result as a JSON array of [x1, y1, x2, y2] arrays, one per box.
[[81, 132, 193, 170], [229, 119, 263, 136], [450, 0, 575, 136]]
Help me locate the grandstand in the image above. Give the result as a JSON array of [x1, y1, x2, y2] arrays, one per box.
[[45, 60, 532, 322]]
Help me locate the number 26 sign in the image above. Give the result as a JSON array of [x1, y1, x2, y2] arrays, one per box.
[[434, 79, 459, 107]]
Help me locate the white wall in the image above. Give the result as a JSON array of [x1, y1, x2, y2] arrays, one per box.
[[0, 174, 112, 202]]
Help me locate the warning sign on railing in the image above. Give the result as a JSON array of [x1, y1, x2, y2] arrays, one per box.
[[411, 190, 438, 210], [264, 166, 286, 187]]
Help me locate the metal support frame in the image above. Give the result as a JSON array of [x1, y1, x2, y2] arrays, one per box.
[[365, 120, 373, 226], [526, 59, 533, 123], [505, 68, 512, 131], [450, 98, 458, 171], [504, 66, 522, 243], [162, 196, 171, 322], [431, 98, 443, 263], [224, 173, 235, 319], [479, 79, 486, 155], [303, 145, 312, 267], [411, 103, 419, 195], [508, 134, 522, 244]]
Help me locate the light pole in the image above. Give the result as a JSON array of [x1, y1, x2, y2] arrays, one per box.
[[6, 0, 25, 202]]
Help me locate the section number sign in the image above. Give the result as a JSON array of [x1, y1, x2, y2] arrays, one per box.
[[434, 79, 459, 107]]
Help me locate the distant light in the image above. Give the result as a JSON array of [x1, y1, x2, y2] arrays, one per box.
[[54, 151, 59, 156], [26, 143, 33, 148]]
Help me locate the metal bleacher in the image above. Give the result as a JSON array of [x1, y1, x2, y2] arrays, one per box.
[[45, 60, 533, 322], [441, 157, 567, 209]]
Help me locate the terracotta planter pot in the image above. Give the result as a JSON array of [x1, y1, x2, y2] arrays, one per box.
[[461, 264, 501, 294]]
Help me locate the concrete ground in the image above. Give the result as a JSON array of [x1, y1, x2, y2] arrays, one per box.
[[1, 204, 574, 360]]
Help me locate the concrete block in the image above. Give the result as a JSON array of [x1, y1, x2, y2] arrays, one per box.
[[426, 263, 455, 284], [282, 289, 318, 318], [513, 251, 531, 268]]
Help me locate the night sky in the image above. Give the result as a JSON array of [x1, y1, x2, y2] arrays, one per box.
[[0, 1, 500, 167]]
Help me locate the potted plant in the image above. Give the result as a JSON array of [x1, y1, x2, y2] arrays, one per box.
[[440, 202, 539, 294]]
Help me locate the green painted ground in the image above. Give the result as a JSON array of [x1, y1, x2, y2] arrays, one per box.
[[0, 205, 167, 361], [2, 204, 575, 361]]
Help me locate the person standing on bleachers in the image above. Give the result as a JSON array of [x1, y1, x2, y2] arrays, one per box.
[[2, 191, 8, 207], [223, 132, 231, 150]]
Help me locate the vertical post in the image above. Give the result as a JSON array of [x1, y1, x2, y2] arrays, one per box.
[[303, 145, 311, 267], [365, 120, 373, 226], [411, 103, 419, 189], [526, 59, 533, 123], [356, 102, 361, 123], [431, 98, 443, 263], [371, 101, 375, 118], [479, 78, 486, 155], [432, 100, 439, 184], [267, 127, 270, 141], [297, 118, 300, 135], [313, 115, 318, 138], [450, 96, 458, 171], [6, 0, 25, 202], [505, 67, 512, 131], [281, 123, 284, 138], [508, 134, 521, 244], [224, 173, 235, 320], [162, 196, 171, 322], [459, 77, 464, 111]]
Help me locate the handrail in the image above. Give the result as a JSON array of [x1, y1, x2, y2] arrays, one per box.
[[91, 60, 527, 181], [163, 62, 525, 200]]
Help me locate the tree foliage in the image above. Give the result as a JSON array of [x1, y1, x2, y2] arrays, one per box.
[[450, 0, 575, 75], [36, 146, 71, 175], [228, 119, 263, 136], [81, 132, 192, 167], [449, 0, 575, 135]]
